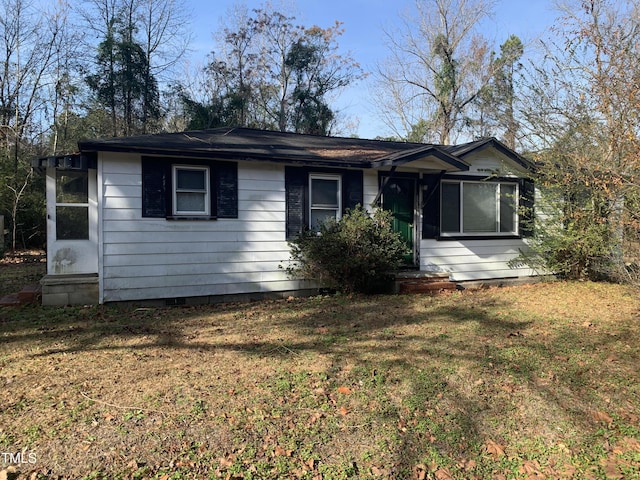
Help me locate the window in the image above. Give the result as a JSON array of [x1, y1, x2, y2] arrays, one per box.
[[172, 165, 210, 216], [441, 180, 518, 235], [285, 167, 363, 240], [55, 170, 89, 240], [141, 157, 238, 219], [309, 174, 341, 230]]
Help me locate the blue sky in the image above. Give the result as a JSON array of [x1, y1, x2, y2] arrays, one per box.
[[188, 0, 559, 139]]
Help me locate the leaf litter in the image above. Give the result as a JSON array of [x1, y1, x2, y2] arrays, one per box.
[[0, 281, 639, 478]]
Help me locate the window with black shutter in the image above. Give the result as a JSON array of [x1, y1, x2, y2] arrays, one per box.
[[422, 175, 535, 239], [142, 157, 237, 219], [285, 167, 363, 240]]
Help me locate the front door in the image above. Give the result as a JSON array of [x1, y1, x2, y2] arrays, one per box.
[[46, 167, 99, 275], [382, 176, 416, 265]]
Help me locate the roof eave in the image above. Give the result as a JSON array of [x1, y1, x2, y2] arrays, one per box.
[[455, 138, 535, 172], [79, 143, 370, 169], [371, 146, 469, 172]]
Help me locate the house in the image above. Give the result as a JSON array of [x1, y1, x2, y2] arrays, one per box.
[[32, 127, 536, 306]]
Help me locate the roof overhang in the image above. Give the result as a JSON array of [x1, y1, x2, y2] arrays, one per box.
[[370, 145, 469, 172], [31, 153, 97, 173], [449, 138, 535, 172], [77, 143, 371, 169]]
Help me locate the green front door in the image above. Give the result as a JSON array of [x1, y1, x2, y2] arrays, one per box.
[[382, 177, 416, 265]]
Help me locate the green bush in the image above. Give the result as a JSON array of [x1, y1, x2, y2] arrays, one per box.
[[285, 206, 408, 294]]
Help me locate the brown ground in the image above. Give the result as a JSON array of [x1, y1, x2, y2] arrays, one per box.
[[0, 281, 639, 479]]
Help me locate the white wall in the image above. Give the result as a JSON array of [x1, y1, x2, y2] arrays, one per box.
[[99, 155, 302, 302], [420, 238, 536, 281], [418, 149, 536, 281], [98, 149, 538, 302]]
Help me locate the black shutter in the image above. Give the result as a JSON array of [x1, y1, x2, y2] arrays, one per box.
[[519, 178, 535, 237], [142, 158, 169, 218], [285, 167, 308, 240], [342, 170, 363, 213], [215, 161, 238, 218], [422, 174, 441, 239]]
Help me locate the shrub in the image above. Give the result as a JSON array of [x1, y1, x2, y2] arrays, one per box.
[[285, 206, 408, 294]]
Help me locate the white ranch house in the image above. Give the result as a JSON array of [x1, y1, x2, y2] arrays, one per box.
[[33, 127, 537, 305]]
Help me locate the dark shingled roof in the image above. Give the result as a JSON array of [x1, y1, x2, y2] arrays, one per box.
[[77, 127, 471, 171], [36, 127, 533, 173]]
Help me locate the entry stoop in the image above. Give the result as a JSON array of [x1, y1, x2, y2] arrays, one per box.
[[394, 271, 458, 295]]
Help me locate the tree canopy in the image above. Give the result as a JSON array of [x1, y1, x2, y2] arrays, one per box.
[[178, 5, 363, 136]]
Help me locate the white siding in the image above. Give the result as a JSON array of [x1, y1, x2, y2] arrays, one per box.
[[462, 150, 527, 177], [363, 170, 379, 210], [419, 238, 536, 281], [100, 156, 300, 302], [417, 150, 537, 281], [97, 147, 540, 302]]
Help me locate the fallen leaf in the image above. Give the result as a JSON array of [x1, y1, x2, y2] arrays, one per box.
[[435, 467, 454, 480], [308, 412, 324, 425], [591, 410, 614, 426], [484, 439, 505, 459], [339, 406, 349, 416], [520, 460, 543, 475], [337, 386, 352, 395], [274, 445, 287, 457], [413, 464, 427, 480], [459, 458, 477, 471], [600, 458, 622, 479]]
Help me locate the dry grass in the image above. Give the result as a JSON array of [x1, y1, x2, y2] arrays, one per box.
[[0, 251, 46, 297], [0, 281, 639, 479]]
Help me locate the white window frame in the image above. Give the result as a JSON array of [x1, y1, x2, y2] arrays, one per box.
[[441, 180, 519, 236], [172, 165, 210, 216], [55, 170, 90, 240], [309, 173, 342, 229]]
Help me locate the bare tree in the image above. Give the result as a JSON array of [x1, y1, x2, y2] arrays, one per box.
[[519, 0, 640, 282], [0, 0, 65, 250], [375, 0, 499, 144], [80, 0, 191, 136], [136, 0, 192, 132]]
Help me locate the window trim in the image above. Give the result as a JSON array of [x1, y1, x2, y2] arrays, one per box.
[[309, 173, 342, 230], [55, 170, 90, 240], [440, 179, 519, 237], [171, 165, 210, 217]]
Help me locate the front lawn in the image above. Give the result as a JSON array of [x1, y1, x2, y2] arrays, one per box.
[[0, 282, 639, 479]]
